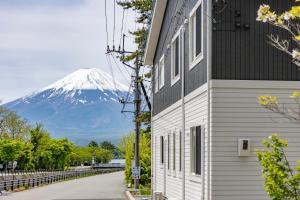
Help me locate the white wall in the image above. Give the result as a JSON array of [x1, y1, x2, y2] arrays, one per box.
[[210, 80, 300, 200], [152, 84, 208, 200]]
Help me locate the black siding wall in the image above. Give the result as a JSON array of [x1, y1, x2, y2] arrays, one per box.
[[153, 0, 207, 115], [212, 0, 300, 80]]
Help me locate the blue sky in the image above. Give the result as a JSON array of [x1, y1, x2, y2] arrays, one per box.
[[0, 0, 136, 103]]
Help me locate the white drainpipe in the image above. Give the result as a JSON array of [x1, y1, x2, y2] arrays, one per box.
[[206, 0, 213, 200], [181, 24, 187, 200]]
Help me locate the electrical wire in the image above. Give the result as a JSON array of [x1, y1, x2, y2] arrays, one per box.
[[106, 55, 119, 96], [119, 8, 125, 49], [113, 0, 116, 47], [110, 53, 131, 85], [104, 0, 109, 46]]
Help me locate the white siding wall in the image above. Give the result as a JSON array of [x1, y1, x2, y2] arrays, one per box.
[[210, 80, 300, 200], [152, 84, 208, 200]]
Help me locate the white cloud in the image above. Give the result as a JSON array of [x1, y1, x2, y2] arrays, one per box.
[[0, 0, 137, 103]]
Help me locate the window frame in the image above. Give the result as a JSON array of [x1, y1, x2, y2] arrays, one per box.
[[160, 136, 164, 165], [171, 27, 184, 86], [158, 55, 165, 89], [167, 134, 170, 170], [189, 0, 204, 70], [173, 132, 176, 171], [190, 125, 205, 176], [154, 63, 159, 93], [179, 131, 182, 172]]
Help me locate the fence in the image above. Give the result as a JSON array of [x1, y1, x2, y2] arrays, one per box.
[[0, 168, 122, 192]]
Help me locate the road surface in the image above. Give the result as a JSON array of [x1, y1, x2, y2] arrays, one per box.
[[1, 171, 126, 200]]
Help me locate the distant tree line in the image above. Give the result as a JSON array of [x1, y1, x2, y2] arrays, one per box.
[[0, 106, 116, 170]]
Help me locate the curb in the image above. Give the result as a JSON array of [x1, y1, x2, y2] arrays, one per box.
[[125, 190, 135, 200]]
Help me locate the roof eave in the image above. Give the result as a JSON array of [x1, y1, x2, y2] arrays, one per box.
[[144, 0, 168, 66]]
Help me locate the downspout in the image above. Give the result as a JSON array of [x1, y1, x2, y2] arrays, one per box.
[[206, 0, 213, 200], [151, 71, 154, 197], [181, 25, 186, 200]]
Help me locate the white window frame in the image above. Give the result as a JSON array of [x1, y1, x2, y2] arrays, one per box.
[[171, 27, 184, 86], [189, 0, 204, 70], [167, 134, 170, 171], [179, 131, 182, 172], [160, 136, 164, 166], [173, 132, 176, 171], [159, 55, 165, 89], [190, 125, 205, 176], [154, 64, 159, 93]]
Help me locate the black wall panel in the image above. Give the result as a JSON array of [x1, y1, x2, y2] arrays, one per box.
[[212, 0, 300, 80]]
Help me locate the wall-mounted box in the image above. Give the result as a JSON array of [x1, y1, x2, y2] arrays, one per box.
[[238, 138, 251, 156]]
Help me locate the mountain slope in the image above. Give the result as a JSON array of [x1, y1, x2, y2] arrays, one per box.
[[4, 68, 133, 145]]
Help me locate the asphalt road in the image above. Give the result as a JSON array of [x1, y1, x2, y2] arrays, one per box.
[[1, 171, 126, 200]]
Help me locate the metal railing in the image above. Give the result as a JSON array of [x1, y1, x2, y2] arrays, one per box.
[[0, 168, 122, 193]]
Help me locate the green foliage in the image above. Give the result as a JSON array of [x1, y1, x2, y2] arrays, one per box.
[[88, 140, 98, 147], [117, 0, 152, 60], [119, 129, 151, 186], [70, 146, 114, 166], [257, 134, 300, 200], [94, 148, 114, 164], [100, 141, 115, 151], [0, 107, 30, 139], [0, 106, 115, 170]]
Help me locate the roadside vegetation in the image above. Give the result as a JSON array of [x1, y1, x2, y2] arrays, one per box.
[[116, 0, 152, 195], [0, 105, 115, 171], [257, 2, 300, 199]]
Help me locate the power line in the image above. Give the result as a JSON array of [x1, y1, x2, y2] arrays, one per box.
[[110, 53, 131, 85], [106, 55, 119, 95], [113, 0, 116, 47], [104, 0, 109, 47], [119, 9, 125, 49]]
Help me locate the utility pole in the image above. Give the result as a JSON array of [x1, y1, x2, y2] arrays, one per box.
[[133, 55, 141, 189], [106, 43, 144, 189]]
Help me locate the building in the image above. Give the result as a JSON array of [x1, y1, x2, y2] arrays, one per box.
[[144, 0, 300, 200]]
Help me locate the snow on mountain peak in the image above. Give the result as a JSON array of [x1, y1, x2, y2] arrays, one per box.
[[42, 68, 128, 92]]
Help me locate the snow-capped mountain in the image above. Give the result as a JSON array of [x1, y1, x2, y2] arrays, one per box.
[[4, 68, 133, 145]]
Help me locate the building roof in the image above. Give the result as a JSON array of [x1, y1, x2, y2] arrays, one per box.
[[144, 0, 168, 65]]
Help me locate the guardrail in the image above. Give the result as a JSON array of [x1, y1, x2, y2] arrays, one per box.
[[92, 163, 125, 169], [0, 168, 122, 193]]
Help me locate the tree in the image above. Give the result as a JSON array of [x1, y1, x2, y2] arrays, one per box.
[[119, 129, 151, 186], [256, 2, 300, 67], [117, 0, 152, 61], [257, 3, 300, 198], [257, 92, 300, 199], [94, 148, 114, 164], [100, 141, 115, 151], [117, 0, 152, 129], [88, 140, 98, 147], [0, 139, 24, 169], [257, 134, 300, 200], [0, 106, 29, 139]]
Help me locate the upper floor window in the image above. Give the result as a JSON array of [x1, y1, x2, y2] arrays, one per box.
[[190, 126, 204, 175], [154, 64, 159, 93], [159, 55, 165, 89], [171, 27, 184, 86], [189, 0, 203, 69]]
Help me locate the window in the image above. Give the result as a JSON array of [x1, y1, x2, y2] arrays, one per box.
[[189, 0, 203, 69], [167, 134, 170, 170], [173, 133, 176, 170], [155, 64, 159, 93], [171, 28, 184, 85], [160, 136, 164, 164], [179, 131, 182, 171], [159, 55, 165, 89], [190, 126, 203, 175]]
